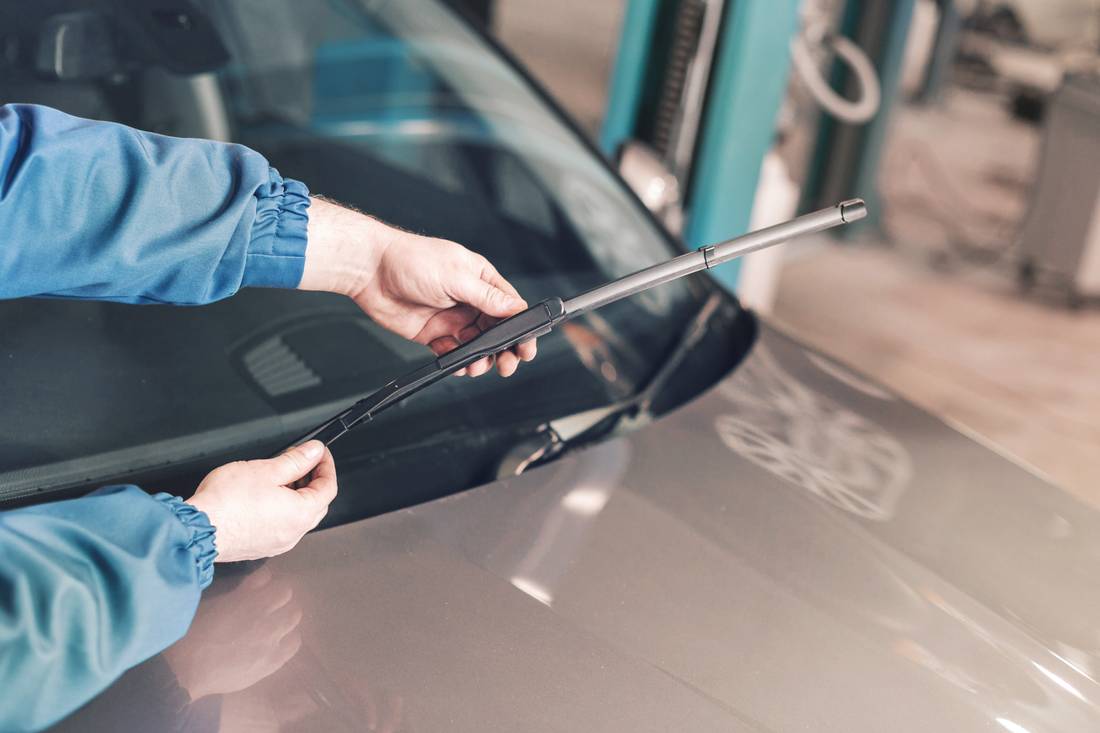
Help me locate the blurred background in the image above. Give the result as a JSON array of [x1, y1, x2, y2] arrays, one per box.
[[453, 0, 1099, 503]]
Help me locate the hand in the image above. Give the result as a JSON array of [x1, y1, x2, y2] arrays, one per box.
[[186, 441, 337, 562], [299, 196, 537, 378], [164, 565, 302, 700]]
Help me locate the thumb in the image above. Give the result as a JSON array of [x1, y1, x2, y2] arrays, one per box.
[[451, 276, 526, 319], [262, 441, 325, 485]]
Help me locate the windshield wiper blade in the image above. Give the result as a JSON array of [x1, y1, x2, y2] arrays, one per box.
[[285, 200, 868, 450]]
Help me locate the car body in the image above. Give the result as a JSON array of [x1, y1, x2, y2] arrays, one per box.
[[1, 1, 1098, 731]]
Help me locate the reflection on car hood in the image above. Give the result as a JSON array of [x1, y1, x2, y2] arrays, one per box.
[[59, 324, 1100, 732]]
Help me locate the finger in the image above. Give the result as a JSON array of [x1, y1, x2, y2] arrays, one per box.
[[428, 335, 460, 356], [515, 337, 537, 363], [466, 355, 494, 378], [262, 441, 325, 485], [429, 336, 471, 377], [428, 333, 469, 376], [453, 324, 492, 376], [496, 350, 520, 378], [475, 312, 497, 332], [457, 323, 481, 344], [449, 270, 526, 319], [482, 264, 524, 301], [414, 305, 479, 346], [296, 448, 338, 517]]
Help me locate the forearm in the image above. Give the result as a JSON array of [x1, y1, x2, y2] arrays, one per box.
[[298, 195, 390, 299], [0, 486, 215, 731], [0, 104, 309, 305]]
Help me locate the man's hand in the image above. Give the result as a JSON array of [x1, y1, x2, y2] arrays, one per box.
[[186, 441, 337, 562], [299, 196, 536, 378]]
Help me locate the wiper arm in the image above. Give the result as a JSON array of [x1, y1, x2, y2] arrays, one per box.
[[627, 290, 725, 418], [286, 200, 868, 449], [494, 293, 727, 477]]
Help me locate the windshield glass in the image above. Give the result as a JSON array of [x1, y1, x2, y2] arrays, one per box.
[[0, 0, 745, 510]]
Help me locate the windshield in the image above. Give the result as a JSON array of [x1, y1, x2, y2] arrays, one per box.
[[0, 0, 749, 512]]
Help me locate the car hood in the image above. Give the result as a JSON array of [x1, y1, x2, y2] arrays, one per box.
[[58, 324, 1100, 732]]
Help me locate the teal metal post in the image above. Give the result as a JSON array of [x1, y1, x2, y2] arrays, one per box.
[[851, 0, 915, 220], [601, 0, 662, 157], [682, 0, 802, 291], [804, 0, 917, 229]]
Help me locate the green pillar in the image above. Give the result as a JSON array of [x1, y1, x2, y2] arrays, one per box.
[[601, 0, 662, 157], [682, 0, 802, 290], [804, 0, 917, 230]]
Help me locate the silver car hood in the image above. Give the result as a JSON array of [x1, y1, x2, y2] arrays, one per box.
[[59, 324, 1100, 731]]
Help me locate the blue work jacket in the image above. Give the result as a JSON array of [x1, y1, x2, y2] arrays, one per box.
[[0, 104, 311, 731]]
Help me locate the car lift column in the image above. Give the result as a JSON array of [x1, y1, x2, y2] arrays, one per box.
[[682, 0, 800, 291], [602, 0, 801, 293], [601, 0, 662, 157], [803, 0, 916, 228]]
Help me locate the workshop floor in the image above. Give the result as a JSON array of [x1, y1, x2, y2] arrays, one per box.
[[773, 243, 1100, 507], [494, 6, 1100, 504]]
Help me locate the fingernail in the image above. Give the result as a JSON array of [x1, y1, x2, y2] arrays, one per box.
[[301, 441, 323, 460]]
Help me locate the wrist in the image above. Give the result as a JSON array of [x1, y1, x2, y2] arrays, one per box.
[[299, 196, 391, 299], [184, 494, 225, 563]]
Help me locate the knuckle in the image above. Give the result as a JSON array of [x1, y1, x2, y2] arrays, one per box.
[[282, 452, 308, 476], [445, 241, 469, 261]]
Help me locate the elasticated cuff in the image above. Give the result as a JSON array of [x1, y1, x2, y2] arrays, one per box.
[[242, 167, 311, 290], [152, 493, 217, 590]]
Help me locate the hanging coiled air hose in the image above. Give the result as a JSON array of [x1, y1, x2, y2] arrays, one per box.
[[791, 12, 881, 124]]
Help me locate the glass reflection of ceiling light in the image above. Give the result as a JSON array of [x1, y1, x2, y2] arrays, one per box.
[[1032, 662, 1088, 703], [510, 576, 553, 606], [1050, 649, 1095, 684], [561, 486, 611, 517], [995, 718, 1030, 733]]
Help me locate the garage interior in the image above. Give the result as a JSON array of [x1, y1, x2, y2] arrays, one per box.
[[8, 1, 1100, 729], [488, 0, 1100, 505]]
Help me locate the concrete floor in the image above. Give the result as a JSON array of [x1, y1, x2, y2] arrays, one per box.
[[773, 244, 1100, 506], [493, 7, 1099, 503]]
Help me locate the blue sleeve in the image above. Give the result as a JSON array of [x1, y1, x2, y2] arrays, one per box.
[[0, 103, 310, 304], [0, 486, 217, 732]]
